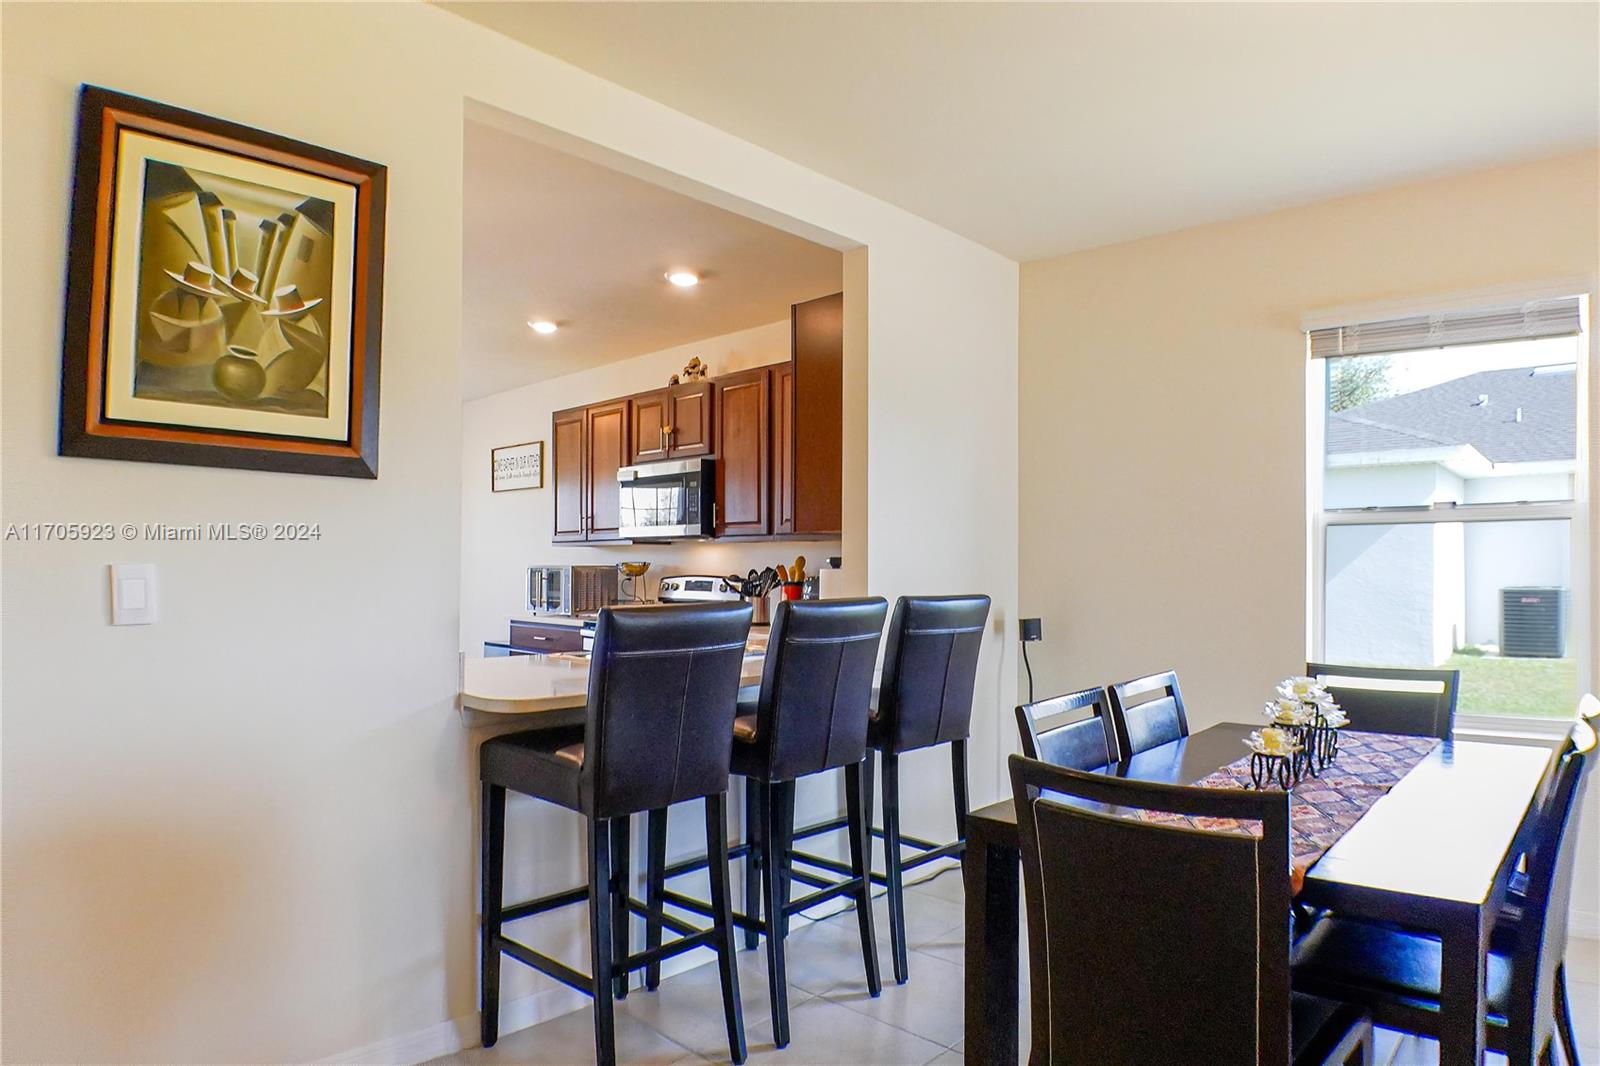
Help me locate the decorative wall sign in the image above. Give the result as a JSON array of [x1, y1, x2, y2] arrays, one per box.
[[492, 441, 543, 492], [59, 86, 387, 478]]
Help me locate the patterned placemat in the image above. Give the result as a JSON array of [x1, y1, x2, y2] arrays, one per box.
[[1136, 730, 1440, 893]]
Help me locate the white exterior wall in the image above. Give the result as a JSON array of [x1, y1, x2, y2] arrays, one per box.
[[1324, 462, 1451, 508], [1464, 520, 1572, 646], [1327, 464, 1573, 652], [1326, 523, 1447, 665], [1465, 472, 1574, 503]]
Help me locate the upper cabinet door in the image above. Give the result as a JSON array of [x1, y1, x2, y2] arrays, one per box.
[[585, 399, 630, 540], [772, 362, 795, 535], [667, 380, 714, 458], [552, 407, 587, 542], [791, 293, 843, 535], [714, 367, 770, 537], [630, 390, 670, 465]]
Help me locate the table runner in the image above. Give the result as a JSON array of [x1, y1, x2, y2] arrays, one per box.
[[1135, 730, 1440, 893]]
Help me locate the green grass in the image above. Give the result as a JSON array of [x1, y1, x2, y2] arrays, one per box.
[[1445, 652, 1578, 719]]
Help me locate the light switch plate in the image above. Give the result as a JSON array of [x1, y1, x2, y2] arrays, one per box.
[[110, 563, 158, 625]]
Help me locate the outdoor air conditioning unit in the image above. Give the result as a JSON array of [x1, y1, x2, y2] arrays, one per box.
[[1500, 587, 1568, 658]]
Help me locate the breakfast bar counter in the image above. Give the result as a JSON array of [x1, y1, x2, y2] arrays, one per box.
[[458, 647, 768, 724]]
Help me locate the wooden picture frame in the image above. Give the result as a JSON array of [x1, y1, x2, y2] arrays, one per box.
[[59, 85, 387, 478], [491, 440, 543, 492]]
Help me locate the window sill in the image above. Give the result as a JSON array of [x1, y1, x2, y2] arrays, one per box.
[[1454, 714, 1572, 745]]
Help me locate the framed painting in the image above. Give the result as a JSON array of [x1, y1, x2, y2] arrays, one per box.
[[59, 86, 386, 478], [491, 441, 543, 492]]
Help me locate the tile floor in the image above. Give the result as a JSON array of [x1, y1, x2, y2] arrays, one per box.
[[440, 867, 1600, 1065]]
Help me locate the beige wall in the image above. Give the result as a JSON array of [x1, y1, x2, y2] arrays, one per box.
[[1, 3, 1019, 1062], [460, 319, 842, 654], [1019, 149, 1600, 931]]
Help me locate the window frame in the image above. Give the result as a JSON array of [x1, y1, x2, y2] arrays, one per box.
[[1305, 287, 1593, 739]]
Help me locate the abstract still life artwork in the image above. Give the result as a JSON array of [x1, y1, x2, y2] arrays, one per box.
[[60, 86, 387, 478]]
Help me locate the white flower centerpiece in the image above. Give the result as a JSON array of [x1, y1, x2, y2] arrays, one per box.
[[1263, 676, 1348, 772], [1243, 725, 1304, 789]]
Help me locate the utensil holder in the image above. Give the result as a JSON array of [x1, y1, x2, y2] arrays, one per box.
[[749, 595, 771, 626], [781, 582, 803, 601]]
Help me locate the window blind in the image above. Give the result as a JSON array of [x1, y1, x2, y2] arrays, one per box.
[[1308, 297, 1583, 359]]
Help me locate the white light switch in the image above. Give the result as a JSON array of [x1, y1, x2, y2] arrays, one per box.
[[110, 563, 158, 625]]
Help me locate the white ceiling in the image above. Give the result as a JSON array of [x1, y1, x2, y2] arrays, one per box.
[[446, 2, 1600, 262], [461, 119, 842, 399]]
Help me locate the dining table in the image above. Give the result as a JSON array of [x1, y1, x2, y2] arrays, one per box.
[[962, 721, 1561, 1066]]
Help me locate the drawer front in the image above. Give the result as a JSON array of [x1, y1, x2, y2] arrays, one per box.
[[508, 621, 585, 653]]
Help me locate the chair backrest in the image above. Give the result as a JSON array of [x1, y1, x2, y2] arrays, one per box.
[[1578, 692, 1600, 728], [583, 602, 753, 818], [1504, 719, 1596, 1061], [1015, 687, 1118, 770], [1106, 670, 1189, 757], [1305, 662, 1458, 739], [874, 595, 992, 753], [750, 598, 888, 781], [1008, 754, 1292, 1065]]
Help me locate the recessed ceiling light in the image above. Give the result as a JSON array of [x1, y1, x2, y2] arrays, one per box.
[[528, 320, 558, 334], [665, 271, 700, 288]]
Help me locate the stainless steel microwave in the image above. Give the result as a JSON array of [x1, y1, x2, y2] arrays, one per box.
[[617, 458, 715, 539]]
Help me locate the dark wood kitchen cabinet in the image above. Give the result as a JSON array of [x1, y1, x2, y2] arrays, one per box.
[[772, 362, 795, 533], [552, 399, 630, 542], [715, 291, 841, 539], [548, 290, 842, 544], [628, 381, 713, 465], [714, 366, 771, 536], [784, 292, 843, 535], [551, 407, 586, 542]]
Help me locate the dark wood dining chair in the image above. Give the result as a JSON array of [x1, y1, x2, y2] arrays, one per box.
[[1305, 662, 1459, 739], [478, 603, 754, 1066], [1007, 754, 1373, 1065], [1293, 720, 1596, 1066], [1494, 704, 1598, 1066], [1014, 686, 1118, 770], [1106, 669, 1189, 757]]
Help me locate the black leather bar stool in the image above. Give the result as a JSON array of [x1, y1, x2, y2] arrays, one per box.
[[789, 594, 991, 984], [644, 597, 888, 1049], [478, 602, 754, 1066]]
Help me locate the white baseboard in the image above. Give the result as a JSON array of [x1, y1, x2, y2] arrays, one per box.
[[323, 983, 587, 1066], [321, 951, 717, 1066]]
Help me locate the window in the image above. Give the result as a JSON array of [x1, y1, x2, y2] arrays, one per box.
[[1309, 297, 1586, 721]]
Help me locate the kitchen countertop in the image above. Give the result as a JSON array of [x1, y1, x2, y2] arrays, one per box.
[[459, 642, 767, 723]]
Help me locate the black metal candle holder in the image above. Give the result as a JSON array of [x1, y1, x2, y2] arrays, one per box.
[[1297, 712, 1341, 772], [1249, 750, 1298, 790]]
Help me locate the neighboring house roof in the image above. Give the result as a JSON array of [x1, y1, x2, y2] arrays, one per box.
[[1328, 365, 1574, 464]]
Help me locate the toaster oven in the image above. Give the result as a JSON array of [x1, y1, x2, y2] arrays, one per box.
[[527, 564, 619, 617]]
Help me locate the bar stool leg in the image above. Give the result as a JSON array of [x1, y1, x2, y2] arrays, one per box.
[[952, 738, 970, 847], [587, 817, 618, 1066], [644, 807, 668, 990], [609, 816, 631, 1000], [881, 751, 910, 984], [775, 781, 796, 939], [760, 781, 791, 1048], [480, 782, 506, 1049], [844, 758, 882, 998], [705, 792, 748, 1064], [743, 776, 762, 950]]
